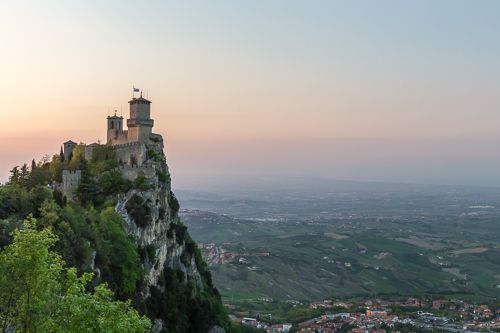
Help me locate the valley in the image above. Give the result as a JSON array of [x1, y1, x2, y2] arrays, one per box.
[[176, 178, 500, 302]]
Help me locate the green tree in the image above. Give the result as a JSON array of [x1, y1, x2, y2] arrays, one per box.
[[49, 153, 66, 183], [8, 166, 20, 185], [133, 173, 150, 191], [90, 142, 119, 174], [67, 143, 86, 170], [0, 216, 150, 332], [98, 171, 132, 196], [73, 158, 99, 207], [96, 207, 143, 295], [19, 163, 30, 188]]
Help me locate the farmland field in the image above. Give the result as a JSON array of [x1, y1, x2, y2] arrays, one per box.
[[176, 177, 500, 301]]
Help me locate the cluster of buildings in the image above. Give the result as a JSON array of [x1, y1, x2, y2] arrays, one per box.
[[59, 92, 164, 200], [199, 242, 270, 266], [301, 298, 499, 332], [322, 257, 353, 268], [229, 297, 500, 332], [230, 317, 292, 333], [297, 311, 402, 332]]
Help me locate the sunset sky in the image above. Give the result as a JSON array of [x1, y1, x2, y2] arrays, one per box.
[[1, 1, 500, 187]]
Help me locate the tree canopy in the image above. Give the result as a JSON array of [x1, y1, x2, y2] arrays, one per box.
[[0, 216, 151, 332]]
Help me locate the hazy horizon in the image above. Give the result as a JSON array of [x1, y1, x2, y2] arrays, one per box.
[[2, 1, 500, 187]]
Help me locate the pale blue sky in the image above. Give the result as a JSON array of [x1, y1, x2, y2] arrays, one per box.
[[1, 1, 500, 185]]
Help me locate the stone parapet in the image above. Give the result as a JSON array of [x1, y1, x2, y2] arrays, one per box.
[[112, 140, 142, 149], [94, 164, 157, 183], [112, 140, 146, 165]]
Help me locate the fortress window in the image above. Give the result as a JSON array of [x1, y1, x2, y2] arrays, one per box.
[[111, 121, 114, 129]]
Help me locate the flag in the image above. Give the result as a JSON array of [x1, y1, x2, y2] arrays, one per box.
[[133, 87, 139, 92]]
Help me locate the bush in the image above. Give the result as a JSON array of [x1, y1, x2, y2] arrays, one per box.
[[141, 263, 231, 333], [103, 199, 118, 209], [90, 143, 119, 174], [156, 168, 169, 182], [98, 171, 133, 196], [52, 189, 66, 207], [172, 221, 187, 245], [97, 207, 143, 296], [125, 194, 151, 228], [147, 149, 160, 161], [133, 174, 150, 191], [169, 192, 179, 218], [146, 243, 156, 263]]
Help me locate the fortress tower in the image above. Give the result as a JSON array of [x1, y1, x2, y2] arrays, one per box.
[[106, 92, 154, 145], [107, 112, 125, 143], [127, 94, 154, 143]]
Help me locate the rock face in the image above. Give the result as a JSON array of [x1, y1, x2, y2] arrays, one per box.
[[114, 156, 209, 331]]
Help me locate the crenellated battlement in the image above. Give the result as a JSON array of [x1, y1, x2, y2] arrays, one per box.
[[112, 141, 142, 149], [112, 164, 154, 172], [63, 170, 81, 175]]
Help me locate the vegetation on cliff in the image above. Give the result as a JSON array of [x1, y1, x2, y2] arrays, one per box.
[[0, 217, 150, 332], [138, 229, 232, 333], [1, 147, 236, 332]]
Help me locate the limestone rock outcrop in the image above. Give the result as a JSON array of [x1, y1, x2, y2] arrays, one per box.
[[114, 156, 211, 331]]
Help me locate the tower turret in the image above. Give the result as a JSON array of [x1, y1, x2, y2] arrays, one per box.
[[107, 111, 125, 143], [127, 93, 154, 142]]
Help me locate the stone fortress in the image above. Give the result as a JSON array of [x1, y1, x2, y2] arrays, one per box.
[[61, 92, 164, 199]]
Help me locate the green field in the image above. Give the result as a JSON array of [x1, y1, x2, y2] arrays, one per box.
[[182, 209, 500, 301]]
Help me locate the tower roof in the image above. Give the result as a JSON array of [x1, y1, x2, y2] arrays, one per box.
[[128, 97, 151, 104], [129, 92, 151, 104], [107, 114, 123, 119], [64, 140, 77, 144]]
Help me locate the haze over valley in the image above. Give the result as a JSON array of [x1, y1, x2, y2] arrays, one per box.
[[176, 177, 500, 300]]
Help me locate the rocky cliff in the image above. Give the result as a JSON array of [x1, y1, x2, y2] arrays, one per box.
[[111, 153, 229, 333], [116, 161, 202, 293]]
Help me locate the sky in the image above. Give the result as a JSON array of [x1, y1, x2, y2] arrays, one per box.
[[1, 1, 500, 187]]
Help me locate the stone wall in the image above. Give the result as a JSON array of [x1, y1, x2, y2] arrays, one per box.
[[84, 144, 97, 161], [108, 129, 129, 145], [107, 164, 156, 182], [113, 141, 146, 165], [62, 170, 81, 200]]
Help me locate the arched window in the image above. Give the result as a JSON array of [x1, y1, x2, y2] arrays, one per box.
[[111, 121, 114, 129], [118, 122, 121, 130]]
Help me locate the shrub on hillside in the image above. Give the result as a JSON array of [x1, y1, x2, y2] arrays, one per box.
[[147, 149, 159, 161], [125, 194, 151, 228], [169, 192, 179, 218], [133, 174, 150, 191], [98, 171, 133, 196], [155, 168, 169, 182]]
